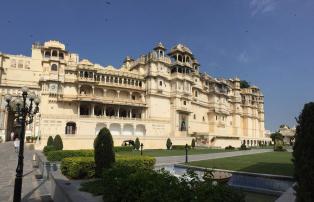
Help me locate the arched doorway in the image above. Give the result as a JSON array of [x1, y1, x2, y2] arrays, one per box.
[[109, 123, 121, 136], [123, 124, 134, 136], [135, 124, 145, 136], [95, 123, 106, 136]]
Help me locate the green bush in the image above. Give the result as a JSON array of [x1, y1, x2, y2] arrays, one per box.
[[115, 155, 155, 170], [274, 145, 286, 152], [225, 145, 235, 150], [166, 138, 172, 150], [293, 102, 314, 202], [53, 135, 63, 150], [47, 136, 54, 146], [61, 157, 95, 179], [94, 128, 115, 177], [80, 165, 245, 202], [191, 139, 196, 148], [47, 150, 94, 161], [240, 143, 247, 150], [114, 146, 133, 152], [134, 137, 140, 150], [43, 145, 58, 156], [172, 145, 190, 150], [61, 156, 155, 179]]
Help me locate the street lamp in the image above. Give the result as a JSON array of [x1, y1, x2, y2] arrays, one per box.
[[5, 87, 40, 202], [140, 143, 144, 156], [185, 144, 188, 163]]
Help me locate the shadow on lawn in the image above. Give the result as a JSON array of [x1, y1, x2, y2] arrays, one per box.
[[238, 162, 293, 176]]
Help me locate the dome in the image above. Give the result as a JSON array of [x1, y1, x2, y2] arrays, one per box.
[[154, 42, 166, 50], [79, 59, 93, 66], [169, 44, 193, 55]]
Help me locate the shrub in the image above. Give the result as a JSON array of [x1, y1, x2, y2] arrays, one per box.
[[43, 145, 58, 156], [114, 146, 133, 152], [115, 155, 155, 170], [274, 145, 286, 152], [47, 150, 94, 161], [293, 102, 314, 202], [191, 139, 196, 149], [240, 143, 247, 150], [172, 145, 190, 150], [61, 156, 155, 179], [61, 157, 95, 179], [94, 128, 115, 177], [134, 137, 140, 150], [26, 136, 31, 143], [81, 165, 245, 202], [47, 136, 54, 146], [53, 135, 63, 150], [225, 145, 235, 150], [166, 138, 172, 150]]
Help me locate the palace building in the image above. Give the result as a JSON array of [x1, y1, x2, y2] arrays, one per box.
[[0, 40, 269, 149]]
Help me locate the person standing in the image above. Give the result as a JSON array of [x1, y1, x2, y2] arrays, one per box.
[[14, 137, 20, 153], [10, 131, 14, 141]]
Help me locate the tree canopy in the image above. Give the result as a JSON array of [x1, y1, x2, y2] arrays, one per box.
[[240, 80, 250, 88]]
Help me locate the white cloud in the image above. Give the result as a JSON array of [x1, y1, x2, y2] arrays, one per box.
[[250, 0, 277, 16], [237, 51, 249, 63]]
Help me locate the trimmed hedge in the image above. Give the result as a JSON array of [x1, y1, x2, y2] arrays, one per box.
[[43, 145, 58, 156], [114, 146, 133, 152], [61, 157, 95, 179], [46, 147, 135, 161], [61, 155, 156, 179], [172, 145, 190, 150], [225, 145, 235, 150], [47, 150, 94, 161]]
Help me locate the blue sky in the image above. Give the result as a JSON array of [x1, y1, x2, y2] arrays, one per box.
[[0, 0, 313, 131]]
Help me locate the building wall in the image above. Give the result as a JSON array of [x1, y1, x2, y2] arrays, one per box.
[[0, 41, 269, 148]]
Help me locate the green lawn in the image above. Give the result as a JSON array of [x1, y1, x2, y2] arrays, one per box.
[[188, 152, 293, 176], [117, 148, 230, 157]]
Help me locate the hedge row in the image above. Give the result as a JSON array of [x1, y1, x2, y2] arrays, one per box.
[[61, 156, 156, 179], [171, 145, 191, 150], [47, 146, 134, 161]]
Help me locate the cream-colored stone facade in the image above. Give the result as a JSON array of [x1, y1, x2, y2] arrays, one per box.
[[0, 40, 269, 149]]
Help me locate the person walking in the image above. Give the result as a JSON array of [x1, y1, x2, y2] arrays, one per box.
[[14, 137, 20, 153], [10, 131, 14, 141]]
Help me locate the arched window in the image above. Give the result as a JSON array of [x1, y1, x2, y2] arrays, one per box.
[[195, 90, 198, 97], [44, 51, 50, 58], [183, 101, 186, 105], [52, 50, 58, 57], [159, 81, 163, 86], [65, 122, 76, 134], [59, 52, 64, 59], [51, 64, 58, 71], [178, 55, 183, 62]]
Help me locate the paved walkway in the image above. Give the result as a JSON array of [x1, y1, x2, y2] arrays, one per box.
[[155, 149, 273, 165], [0, 142, 51, 202]]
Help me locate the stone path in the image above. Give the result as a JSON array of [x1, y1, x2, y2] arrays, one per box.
[[0, 142, 51, 202], [155, 149, 273, 165]]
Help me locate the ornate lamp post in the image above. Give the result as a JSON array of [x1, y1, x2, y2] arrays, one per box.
[[185, 144, 188, 163], [4, 87, 40, 202]]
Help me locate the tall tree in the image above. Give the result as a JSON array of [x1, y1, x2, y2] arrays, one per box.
[[293, 102, 314, 202]]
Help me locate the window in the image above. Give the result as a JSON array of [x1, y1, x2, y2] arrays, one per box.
[[216, 116, 218, 120], [183, 101, 186, 105], [52, 50, 58, 57], [59, 52, 64, 59], [203, 116, 205, 121], [44, 51, 50, 58], [18, 60, 23, 68], [11, 59, 16, 68], [195, 90, 198, 97], [132, 95, 136, 100], [25, 61, 30, 69], [194, 114, 196, 119], [51, 64, 58, 71], [159, 81, 163, 86], [65, 122, 76, 134], [178, 55, 183, 62]]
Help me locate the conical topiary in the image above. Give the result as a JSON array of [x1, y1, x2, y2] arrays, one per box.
[[94, 127, 115, 177], [293, 102, 314, 202], [47, 136, 54, 146], [191, 139, 196, 149], [166, 138, 172, 150], [53, 135, 63, 150], [134, 137, 140, 150]]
